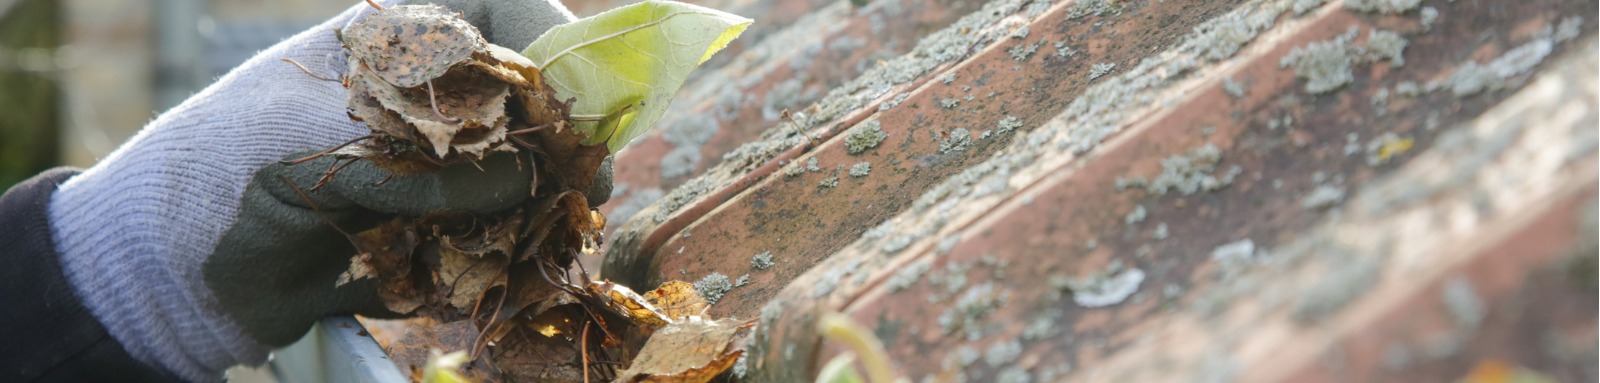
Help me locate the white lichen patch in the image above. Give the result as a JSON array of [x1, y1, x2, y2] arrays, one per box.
[[783, 163, 807, 177], [1301, 184, 1346, 210], [996, 367, 1032, 383], [1124, 204, 1147, 225], [879, 92, 911, 112], [942, 346, 981, 371], [1223, 76, 1247, 98], [1052, 262, 1146, 308], [1089, 62, 1117, 80], [939, 128, 974, 153], [935, 232, 962, 254], [1053, 41, 1079, 58], [846, 120, 890, 154], [812, 267, 847, 297], [751, 251, 775, 270], [1278, 25, 1411, 94], [1371, 87, 1391, 116], [1279, 26, 1362, 94], [1437, 37, 1556, 97], [1419, 6, 1439, 31], [1192, 8, 1278, 60], [849, 162, 873, 177], [1066, 0, 1123, 20], [888, 261, 932, 292], [1343, 0, 1420, 14], [1442, 277, 1485, 328], [1365, 29, 1408, 67], [985, 340, 1023, 367], [1128, 143, 1239, 195], [1292, 0, 1327, 15], [1211, 239, 1257, 274], [937, 283, 1010, 337], [938, 97, 961, 109], [653, 177, 715, 223], [996, 115, 1025, 136], [693, 272, 733, 304], [806, 157, 822, 172], [734, 274, 751, 287], [1293, 258, 1379, 321], [818, 175, 840, 189], [1009, 41, 1042, 62]]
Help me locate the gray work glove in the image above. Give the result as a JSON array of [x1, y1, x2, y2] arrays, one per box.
[[47, 1, 592, 381]]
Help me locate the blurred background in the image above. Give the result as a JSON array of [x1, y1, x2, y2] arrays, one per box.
[[0, 0, 622, 191], [0, 0, 351, 190]]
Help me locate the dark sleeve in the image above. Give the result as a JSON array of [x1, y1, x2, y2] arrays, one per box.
[[0, 168, 182, 383]]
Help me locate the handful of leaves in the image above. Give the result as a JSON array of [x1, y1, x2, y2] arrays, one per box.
[[299, 1, 755, 381]]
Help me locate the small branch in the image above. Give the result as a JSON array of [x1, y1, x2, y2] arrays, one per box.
[[581, 321, 592, 383], [282, 134, 374, 165], [426, 80, 461, 123], [280, 58, 340, 82], [276, 175, 358, 249]]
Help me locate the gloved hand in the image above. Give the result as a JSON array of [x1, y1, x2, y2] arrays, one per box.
[[47, 1, 588, 381]]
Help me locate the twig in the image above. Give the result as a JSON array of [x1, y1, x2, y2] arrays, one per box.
[[280, 58, 339, 82], [369, 173, 395, 187], [426, 80, 461, 123], [311, 158, 360, 191], [781, 109, 817, 147], [507, 124, 552, 135], [282, 134, 374, 165], [276, 175, 358, 249], [581, 321, 591, 383], [364, 0, 385, 11]]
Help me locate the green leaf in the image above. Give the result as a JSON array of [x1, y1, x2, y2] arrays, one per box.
[[421, 350, 473, 383], [521, 0, 751, 153], [816, 353, 867, 383]]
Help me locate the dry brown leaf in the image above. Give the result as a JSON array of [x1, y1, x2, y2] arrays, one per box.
[[358, 69, 512, 158], [494, 304, 622, 383], [345, 74, 418, 142], [587, 281, 671, 330], [338, 218, 425, 313], [441, 213, 522, 258], [641, 281, 709, 321], [612, 317, 753, 383], [381, 318, 500, 383], [471, 263, 570, 356], [343, 5, 485, 88], [437, 248, 509, 310], [337, 256, 377, 286]]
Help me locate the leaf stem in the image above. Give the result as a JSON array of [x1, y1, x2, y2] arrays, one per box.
[[818, 312, 903, 383]]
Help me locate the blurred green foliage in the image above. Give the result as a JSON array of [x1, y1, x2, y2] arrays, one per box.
[[0, 0, 61, 191]]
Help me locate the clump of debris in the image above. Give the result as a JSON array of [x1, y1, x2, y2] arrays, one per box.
[[298, 2, 755, 382]]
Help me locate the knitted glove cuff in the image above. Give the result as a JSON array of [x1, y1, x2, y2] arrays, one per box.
[[48, 2, 390, 381]]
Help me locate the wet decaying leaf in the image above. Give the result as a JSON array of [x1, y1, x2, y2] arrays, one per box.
[[309, 2, 752, 382], [641, 281, 709, 321], [613, 318, 754, 383]]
